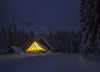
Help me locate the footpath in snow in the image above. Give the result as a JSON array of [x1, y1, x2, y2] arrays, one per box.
[[0, 53, 100, 72]]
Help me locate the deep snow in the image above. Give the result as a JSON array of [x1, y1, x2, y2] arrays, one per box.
[[0, 53, 100, 72]]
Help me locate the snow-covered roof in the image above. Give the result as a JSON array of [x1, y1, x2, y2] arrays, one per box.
[[38, 43, 50, 51], [38, 37, 54, 51], [7, 46, 24, 53]]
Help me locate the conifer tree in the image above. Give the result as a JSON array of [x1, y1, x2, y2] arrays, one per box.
[[80, 0, 100, 55], [12, 25, 18, 46], [0, 26, 7, 52]]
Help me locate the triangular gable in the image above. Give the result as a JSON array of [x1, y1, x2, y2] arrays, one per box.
[[38, 37, 53, 51], [11, 46, 24, 53], [7, 48, 15, 53], [26, 41, 46, 53], [7, 46, 24, 53], [38, 43, 49, 51]]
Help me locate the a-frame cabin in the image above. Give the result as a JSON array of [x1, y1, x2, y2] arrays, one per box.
[[26, 41, 46, 53], [26, 37, 54, 53]]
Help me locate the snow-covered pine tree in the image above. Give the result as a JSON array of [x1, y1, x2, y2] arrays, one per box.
[[80, 0, 100, 55], [70, 29, 77, 53], [0, 26, 7, 53], [54, 31, 62, 52], [7, 25, 13, 48], [76, 31, 83, 53], [29, 30, 35, 43], [12, 25, 18, 46], [47, 32, 54, 47]]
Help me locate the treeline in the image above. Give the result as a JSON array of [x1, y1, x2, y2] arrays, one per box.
[[0, 24, 83, 54], [47, 30, 83, 53], [0, 25, 35, 53]]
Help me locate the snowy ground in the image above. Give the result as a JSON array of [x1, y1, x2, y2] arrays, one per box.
[[0, 53, 100, 72]]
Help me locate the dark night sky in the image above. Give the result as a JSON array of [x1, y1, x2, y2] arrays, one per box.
[[0, 0, 81, 32]]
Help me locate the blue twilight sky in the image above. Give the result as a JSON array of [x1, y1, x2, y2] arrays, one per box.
[[0, 0, 81, 32]]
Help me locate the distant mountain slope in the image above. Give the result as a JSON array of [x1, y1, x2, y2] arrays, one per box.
[[0, 6, 50, 35], [21, 22, 50, 35]]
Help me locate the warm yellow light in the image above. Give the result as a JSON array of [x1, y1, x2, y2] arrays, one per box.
[[26, 41, 46, 53]]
